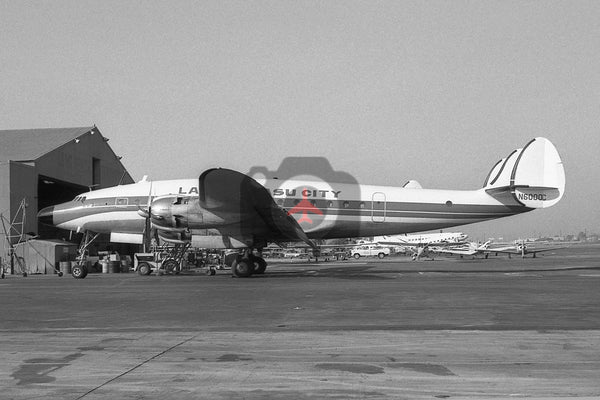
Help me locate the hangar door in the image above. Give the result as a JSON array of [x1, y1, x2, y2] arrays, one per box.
[[37, 175, 87, 238]]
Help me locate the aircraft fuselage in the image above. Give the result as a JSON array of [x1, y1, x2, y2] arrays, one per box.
[[39, 177, 529, 247]]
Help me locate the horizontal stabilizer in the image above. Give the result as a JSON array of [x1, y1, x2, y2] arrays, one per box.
[[483, 137, 565, 208]]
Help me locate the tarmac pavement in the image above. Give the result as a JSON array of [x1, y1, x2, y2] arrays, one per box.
[[1, 245, 599, 399]]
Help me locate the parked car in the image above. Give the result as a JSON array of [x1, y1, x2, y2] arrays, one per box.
[[351, 245, 390, 259], [283, 249, 302, 258]]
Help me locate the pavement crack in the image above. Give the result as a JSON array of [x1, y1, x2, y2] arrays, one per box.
[[74, 334, 198, 399]]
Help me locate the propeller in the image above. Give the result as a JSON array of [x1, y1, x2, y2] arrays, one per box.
[[137, 181, 156, 252]]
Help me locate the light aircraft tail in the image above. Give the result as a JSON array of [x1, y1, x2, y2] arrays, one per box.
[[483, 137, 565, 208]]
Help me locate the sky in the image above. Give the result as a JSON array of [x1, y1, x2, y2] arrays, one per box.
[[1, 1, 599, 241]]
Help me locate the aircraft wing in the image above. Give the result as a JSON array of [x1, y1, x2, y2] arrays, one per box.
[[375, 238, 427, 247], [198, 168, 316, 248], [435, 247, 478, 256], [485, 247, 519, 254], [376, 239, 466, 248]]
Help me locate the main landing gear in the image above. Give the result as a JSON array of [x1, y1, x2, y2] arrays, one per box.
[[231, 249, 267, 278]]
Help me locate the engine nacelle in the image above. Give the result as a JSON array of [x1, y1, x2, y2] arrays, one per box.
[[150, 196, 193, 230]]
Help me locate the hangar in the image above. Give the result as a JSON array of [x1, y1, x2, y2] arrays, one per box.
[[0, 126, 134, 271]]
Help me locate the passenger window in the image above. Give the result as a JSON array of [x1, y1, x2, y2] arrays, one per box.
[[116, 198, 128, 206]]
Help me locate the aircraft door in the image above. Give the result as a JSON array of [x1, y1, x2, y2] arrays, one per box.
[[371, 192, 386, 223]]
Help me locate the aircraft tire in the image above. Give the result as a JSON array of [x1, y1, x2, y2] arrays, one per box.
[[72, 264, 88, 279], [253, 257, 267, 274], [137, 262, 151, 276], [232, 259, 253, 278]]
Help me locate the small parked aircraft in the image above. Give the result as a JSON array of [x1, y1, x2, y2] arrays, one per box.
[[486, 240, 567, 258], [38, 137, 565, 278], [434, 241, 492, 258], [374, 231, 469, 261], [375, 232, 468, 246]]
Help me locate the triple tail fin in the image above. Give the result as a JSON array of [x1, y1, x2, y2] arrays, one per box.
[[483, 137, 565, 208]]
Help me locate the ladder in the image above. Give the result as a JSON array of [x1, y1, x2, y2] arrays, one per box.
[[1, 198, 28, 276]]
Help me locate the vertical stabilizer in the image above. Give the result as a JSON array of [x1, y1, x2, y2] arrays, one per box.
[[484, 137, 565, 208]]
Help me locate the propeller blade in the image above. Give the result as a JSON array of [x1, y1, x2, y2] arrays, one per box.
[[142, 181, 153, 251]]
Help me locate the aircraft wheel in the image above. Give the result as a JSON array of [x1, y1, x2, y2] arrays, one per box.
[[353, 253, 360, 259], [252, 256, 267, 274], [58, 271, 64, 277], [377, 252, 385, 259], [137, 262, 151, 276], [232, 259, 253, 277], [72, 264, 88, 279]]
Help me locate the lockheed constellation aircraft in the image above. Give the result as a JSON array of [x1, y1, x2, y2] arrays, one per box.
[[38, 137, 565, 278]]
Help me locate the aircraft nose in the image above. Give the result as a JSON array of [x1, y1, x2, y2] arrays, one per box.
[[37, 206, 55, 225]]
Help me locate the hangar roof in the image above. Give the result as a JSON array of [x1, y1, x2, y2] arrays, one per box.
[[0, 126, 95, 161]]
